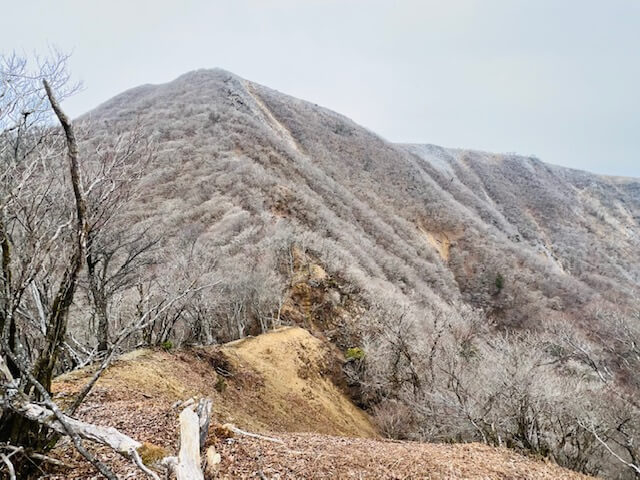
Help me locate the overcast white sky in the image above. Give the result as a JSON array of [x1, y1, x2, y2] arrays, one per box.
[[3, 1, 639, 176]]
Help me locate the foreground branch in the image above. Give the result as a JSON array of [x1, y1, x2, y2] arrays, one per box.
[[10, 399, 141, 455], [4, 394, 159, 479], [581, 422, 640, 476]]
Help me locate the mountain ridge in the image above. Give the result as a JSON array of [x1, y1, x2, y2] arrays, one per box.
[[78, 67, 639, 328], [53, 67, 640, 477], [83, 67, 640, 179]]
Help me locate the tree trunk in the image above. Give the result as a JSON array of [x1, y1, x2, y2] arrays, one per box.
[[31, 79, 88, 393], [0, 78, 89, 462], [91, 280, 109, 353]]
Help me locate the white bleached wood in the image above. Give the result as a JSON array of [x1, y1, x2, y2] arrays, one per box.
[[11, 399, 141, 456], [176, 407, 205, 480], [204, 446, 221, 477]]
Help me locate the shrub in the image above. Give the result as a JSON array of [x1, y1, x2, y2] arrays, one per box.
[[345, 347, 365, 361], [137, 442, 169, 466], [215, 376, 227, 393], [372, 399, 415, 439]]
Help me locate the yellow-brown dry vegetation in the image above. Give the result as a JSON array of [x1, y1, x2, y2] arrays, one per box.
[[46, 327, 593, 479], [54, 326, 376, 438], [417, 221, 461, 262]]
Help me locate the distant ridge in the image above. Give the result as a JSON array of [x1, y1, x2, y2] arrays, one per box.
[[81, 68, 640, 329]]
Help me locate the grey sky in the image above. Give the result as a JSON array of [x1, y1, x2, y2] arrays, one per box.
[[3, 0, 639, 177]]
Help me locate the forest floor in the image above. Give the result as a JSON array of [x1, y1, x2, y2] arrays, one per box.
[[37, 327, 592, 479]]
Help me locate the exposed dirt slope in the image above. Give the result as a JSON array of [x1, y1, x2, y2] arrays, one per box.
[[54, 327, 375, 439], [221, 327, 376, 437]]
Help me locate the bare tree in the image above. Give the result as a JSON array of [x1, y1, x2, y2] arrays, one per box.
[[79, 124, 158, 352], [0, 49, 115, 474], [569, 308, 640, 478], [0, 50, 192, 479]]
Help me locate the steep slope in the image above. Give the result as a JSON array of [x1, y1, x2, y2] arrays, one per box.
[[404, 144, 640, 305], [81, 68, 640, 334]]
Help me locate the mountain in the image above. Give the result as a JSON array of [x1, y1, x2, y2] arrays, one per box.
[[69, 69, 640, 478], [83, 68, 640, 330]]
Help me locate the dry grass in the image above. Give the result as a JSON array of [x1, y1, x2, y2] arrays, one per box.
[[54, 327, 376, 438], [42, 327, 593, 479], [222, 326, 376, 437]]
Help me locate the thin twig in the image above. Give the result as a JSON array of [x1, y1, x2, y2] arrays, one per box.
[[225, 425, 284, 445]]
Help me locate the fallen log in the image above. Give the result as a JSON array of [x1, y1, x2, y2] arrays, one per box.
[[5, 392, 215, 480], [176, 407, 205, 480], [11, 399, 141, 456], [196, 398, 213, 451], [7, 396, 160, 479]]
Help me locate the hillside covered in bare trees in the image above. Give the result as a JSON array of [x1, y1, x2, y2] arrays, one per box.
[[84, 68, 640, 330], [77, 69, 640, 476], [2, 62, 640, 479]]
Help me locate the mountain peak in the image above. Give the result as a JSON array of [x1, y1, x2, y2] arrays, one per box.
[[171, 67, 242, 84]]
